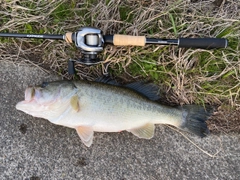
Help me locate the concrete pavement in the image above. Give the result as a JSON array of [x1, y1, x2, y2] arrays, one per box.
[[0, 61, 239, 180]]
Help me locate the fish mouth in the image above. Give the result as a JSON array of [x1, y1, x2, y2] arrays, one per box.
[[16, 87, 37, 111], [16, 86, 58, 111], [25, 87, 35, 102], [16, 87, 35, 110]]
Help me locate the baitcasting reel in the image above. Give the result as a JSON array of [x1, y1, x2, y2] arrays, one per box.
[[68, 27, 104, 65], [0, 27, 228, 74]]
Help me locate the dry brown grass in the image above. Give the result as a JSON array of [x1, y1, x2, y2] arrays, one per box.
[[0, 0, 239, 132]]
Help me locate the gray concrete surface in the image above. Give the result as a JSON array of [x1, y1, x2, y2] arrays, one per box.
[[0, 61, 239, 180]]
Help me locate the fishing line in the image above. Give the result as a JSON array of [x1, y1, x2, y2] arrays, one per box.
[[166, 125, 222, 158]]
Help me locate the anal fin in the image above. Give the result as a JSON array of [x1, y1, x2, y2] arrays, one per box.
[[127, 123, 155, 139], [76, 126, 94, 147]]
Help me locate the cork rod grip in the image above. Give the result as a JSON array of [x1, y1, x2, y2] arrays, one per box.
[[65, 32, 73, 43], [113, 34, 146, 46]]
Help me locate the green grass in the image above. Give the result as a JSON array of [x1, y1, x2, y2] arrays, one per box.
[[119, 6, 134, 23]]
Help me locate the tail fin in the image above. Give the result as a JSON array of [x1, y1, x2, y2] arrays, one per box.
[[179, 105, 213, 137]]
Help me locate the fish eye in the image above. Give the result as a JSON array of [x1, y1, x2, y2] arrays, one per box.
[[41, 82, 49, 88]]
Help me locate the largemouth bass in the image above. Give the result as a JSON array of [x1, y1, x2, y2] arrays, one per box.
[[16, 79, 212, 147]]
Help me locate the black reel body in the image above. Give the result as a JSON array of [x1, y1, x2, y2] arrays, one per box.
[[68, 27, 105, 74]]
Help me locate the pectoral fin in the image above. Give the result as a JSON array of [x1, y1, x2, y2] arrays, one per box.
[[127, 123, 155, 139], [76, 126, 94, 147], [70, 95, 80, 112]]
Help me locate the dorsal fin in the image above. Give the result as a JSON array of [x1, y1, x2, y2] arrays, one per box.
[[96, 76, 160, 101], [95, 75, 120, 86], [125, 82, 160, 101]]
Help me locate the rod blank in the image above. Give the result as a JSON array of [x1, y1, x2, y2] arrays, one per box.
[[0, 33, 64, 40]]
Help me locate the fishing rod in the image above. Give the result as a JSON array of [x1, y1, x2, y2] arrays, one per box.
[[0, 27, 228, 74]]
